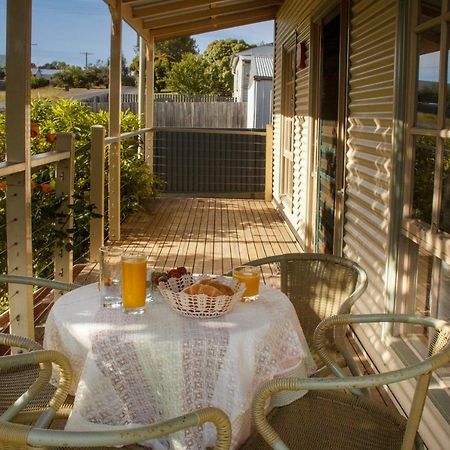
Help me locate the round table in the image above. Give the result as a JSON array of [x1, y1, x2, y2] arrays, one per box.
[[44, 282, 316, 449]]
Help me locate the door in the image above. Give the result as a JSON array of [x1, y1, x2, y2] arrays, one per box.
[[314, 6, 348, 254]]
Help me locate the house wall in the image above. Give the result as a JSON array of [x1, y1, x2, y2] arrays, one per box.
[[273, 0, 318, 248], [247, 79, 273, 129], [273, 0, 449, 447], [274, 0, 394, 334]]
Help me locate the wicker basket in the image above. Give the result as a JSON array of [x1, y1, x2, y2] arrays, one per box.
[[158, 274, 245, 318]]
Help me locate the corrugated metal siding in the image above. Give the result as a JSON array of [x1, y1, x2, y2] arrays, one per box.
[[253, 56, 274, 78], [345, 0, 396, 311], [274, 0, 328, 247]]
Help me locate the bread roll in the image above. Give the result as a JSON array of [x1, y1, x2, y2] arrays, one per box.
[[183, 279, 235, 297]]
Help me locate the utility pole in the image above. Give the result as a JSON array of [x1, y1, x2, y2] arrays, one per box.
[[80, 51, 93, 69]]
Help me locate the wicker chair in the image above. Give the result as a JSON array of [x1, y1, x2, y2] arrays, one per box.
[[0, 341, 232, 449], [241, 314, 450, 450], [226, 253, 368, 375], [0, 275, 80, 424]]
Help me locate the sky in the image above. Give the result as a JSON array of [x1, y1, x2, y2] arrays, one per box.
[[0, 0, 274, 67]]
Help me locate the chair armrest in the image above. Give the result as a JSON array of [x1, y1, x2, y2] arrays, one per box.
[[0, 349, 72, 428], [25, 406, 231, 449], [252, 314, 450, 450], [0, 274, 80, 292]]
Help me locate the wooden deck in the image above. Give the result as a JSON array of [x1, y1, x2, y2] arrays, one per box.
[[77, 197, 301, 284]]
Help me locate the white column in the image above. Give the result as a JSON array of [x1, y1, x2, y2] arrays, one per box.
[[89, 125, 105, 262], [108, 0, 122, 241], [54, 132, 74, 297], [145, 35, 154, 171], [5, 0, 33, 338]]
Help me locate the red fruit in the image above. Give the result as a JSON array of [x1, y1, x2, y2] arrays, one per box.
[[177, 266, 187, 275], [167, 269, 181, 279]]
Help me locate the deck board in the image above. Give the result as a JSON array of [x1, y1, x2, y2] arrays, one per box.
[[114, 197, 301, 274]]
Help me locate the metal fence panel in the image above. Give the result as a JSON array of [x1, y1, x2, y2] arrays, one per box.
[[153, 130, 266, 197]]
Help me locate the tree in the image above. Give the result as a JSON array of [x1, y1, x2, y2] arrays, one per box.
[[203, 39, 254, 96], [165, 53, 212, 95], [131, 36, 198, 92], [155, 36, 198, 64], [40, 61, 69, 70]]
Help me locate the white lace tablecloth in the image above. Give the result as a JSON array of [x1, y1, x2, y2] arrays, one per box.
[[44, 282, 316, 449]]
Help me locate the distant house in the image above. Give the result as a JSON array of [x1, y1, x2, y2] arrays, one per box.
[[247, 56, 273, 129], [231, 44, 274, 129], [31, 68, 61, 80]]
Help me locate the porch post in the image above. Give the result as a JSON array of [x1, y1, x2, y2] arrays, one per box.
[[108, 0, 122, 241], [265, 124, 273, 201], [89, 126, 105, 262], [54, 132, 74, 296], [5, 0, 33, 338], [138, 36, 146, 130], [145, 34, 154, 172]]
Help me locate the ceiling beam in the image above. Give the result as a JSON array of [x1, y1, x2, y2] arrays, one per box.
[[142, 0, 282, 30], [153, 9, 276, 41], [133, 0, 221, 19]]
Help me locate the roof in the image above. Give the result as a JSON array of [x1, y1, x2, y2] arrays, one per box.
[[253, 56, 273, 79], [231, 43, 273, 71], [103, 1, 283, 42], [235, 43, 273, 58]]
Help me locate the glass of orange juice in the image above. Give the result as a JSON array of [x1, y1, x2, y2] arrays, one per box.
[[232, 265, 260, 301], [121, 252, 147, 314]]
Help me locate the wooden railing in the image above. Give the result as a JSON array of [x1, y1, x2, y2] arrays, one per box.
[[0, 133, 74, 335]]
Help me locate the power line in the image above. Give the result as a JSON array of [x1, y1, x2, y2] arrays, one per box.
[[80, 51, 93, 69]]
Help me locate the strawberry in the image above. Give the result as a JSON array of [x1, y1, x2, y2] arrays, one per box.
[[167, 269, 181, 279], [177, 266, 188, 276]]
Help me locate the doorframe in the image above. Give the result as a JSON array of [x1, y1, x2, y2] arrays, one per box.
[[307, 0, 349, 255]]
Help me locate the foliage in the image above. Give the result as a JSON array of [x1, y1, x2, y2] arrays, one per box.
[[31, 76, 50, 89], [0, 98, 161, 312], [165, 53, 212, 95], [131, 36, 198, 92], [156, 36, 198, 63], [40, 61, 70, 70], [412, 135, 436, 224], [203, 39, 254, 96], [50, 56, 135, 89]]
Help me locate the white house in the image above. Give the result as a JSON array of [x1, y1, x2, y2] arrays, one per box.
[[247, 56, 273, 129], [231, 44, 274, 129]]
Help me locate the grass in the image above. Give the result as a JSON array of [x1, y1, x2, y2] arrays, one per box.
[[0, 86, 106, 105]]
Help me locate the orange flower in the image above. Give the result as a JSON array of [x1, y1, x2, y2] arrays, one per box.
[[0, 181, 6, 190], [40, 183, 54, 193], [31, 122, 40, 138], [45, 133, 57, 143]]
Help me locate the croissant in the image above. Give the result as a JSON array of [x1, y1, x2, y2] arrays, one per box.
[[183, 279, 235, 297]]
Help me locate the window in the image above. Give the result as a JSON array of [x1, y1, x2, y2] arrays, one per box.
[[280, 41, 296, 204], [401, 1, 450, 362]]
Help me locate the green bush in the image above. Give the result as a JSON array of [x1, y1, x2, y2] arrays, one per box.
[[31, 76, 50, 89], [0, 98, 161, 313]]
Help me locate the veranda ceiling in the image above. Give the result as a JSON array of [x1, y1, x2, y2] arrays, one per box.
[[103, 0, 284, 42]]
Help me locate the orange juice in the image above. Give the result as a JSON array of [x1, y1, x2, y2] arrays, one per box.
[[122, 254, 147, 312], [232, 266, 260, 300]]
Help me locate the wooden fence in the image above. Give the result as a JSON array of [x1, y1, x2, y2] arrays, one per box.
[[80, 92, 246, 128], [82, 100, 246, 128]]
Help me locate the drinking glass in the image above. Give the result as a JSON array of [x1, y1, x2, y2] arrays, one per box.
[[99, 246, 122, 308], [232, 265, 260, 301], [122, 252, 147, 314]]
